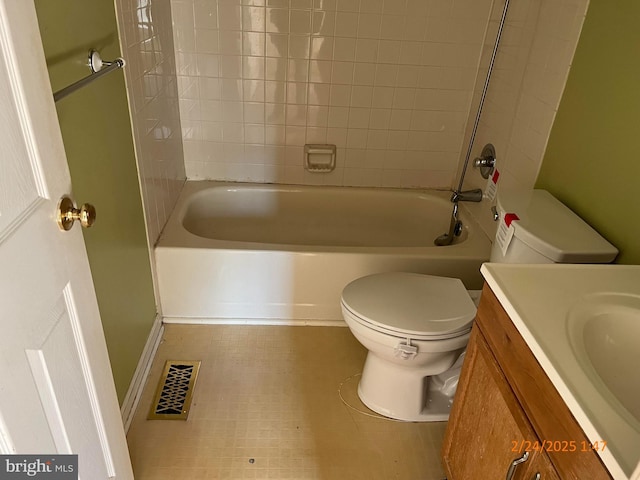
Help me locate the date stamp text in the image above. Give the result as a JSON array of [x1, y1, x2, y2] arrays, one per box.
[[511, 440, 607, 454]]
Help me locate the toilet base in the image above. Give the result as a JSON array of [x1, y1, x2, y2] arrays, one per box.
[[357, 351, 463, 422], [358, 382, 453, 422]]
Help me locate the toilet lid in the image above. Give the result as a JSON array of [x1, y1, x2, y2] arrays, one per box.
[[341, 272, 477, 337]]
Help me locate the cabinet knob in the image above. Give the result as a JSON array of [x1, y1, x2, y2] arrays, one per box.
[[531, 474, 541, 480], [505, 451, 530, 480]]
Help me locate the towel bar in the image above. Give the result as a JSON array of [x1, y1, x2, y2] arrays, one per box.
[[53, 50, 125, 103]]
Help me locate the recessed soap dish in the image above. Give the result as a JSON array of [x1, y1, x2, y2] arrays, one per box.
[[304, 144, 336, 172]]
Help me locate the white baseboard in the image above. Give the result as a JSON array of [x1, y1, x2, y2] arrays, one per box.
[[162, 317, 347, 327], [120, 315, 164, 432]]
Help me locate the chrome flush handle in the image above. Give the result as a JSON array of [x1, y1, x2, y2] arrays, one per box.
[[491, 205, 500, 221]]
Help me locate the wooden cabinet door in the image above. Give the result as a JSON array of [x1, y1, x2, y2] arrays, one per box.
[[524, 450, 562, 480], [475, 285, 612, 480], [442, 327, 549, 480]]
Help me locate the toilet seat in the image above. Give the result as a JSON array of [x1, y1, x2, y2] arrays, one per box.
[[341, 272, 477, 340]]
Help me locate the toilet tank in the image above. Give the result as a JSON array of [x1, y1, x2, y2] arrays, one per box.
[[490, 190, 618, 264]]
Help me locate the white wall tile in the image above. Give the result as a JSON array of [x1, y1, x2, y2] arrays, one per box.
[[377, 40, 401, 63], [307, 82, 330, 104], [266, 33, 289, 56], [312, 11, 336, 36], [380, 15, 405, 40], [195, 28, 220, 54], [355, 38, 378, 62], [331, 61, 354, 84], [289, 35, 311, 58], [119, 1, 187, 216], [219, 2, 243, 31], [169, 0, 570, 189], [358, 14, 382, 39], [290, 9, 312, 34], [374, 64, 398, 86], [245, 124, 266, 143], [243, 6, 266, 31], [329, 84, 352, 106], [194, 0, 218, 29], [265, 57, 287, 80], [392, 88, 416, 109], [458, 0, 588, 239], [350, 85, 372, 107], [327, 106, 349, 127], [371, 86, 393, 108], [287, 81, 308, 103], [265, 124, 286, 143], [333, 37, 357, 61], [220, 31, 242, 55], [308, 61, 329, 84], [389, 109, 411, 130], [266, 102, 286, 123], [306, 126, 328, 143], [307, 105, 329, 126], [347, 128, 368, 148], [266, 8, 289, 33], [326, 126, 348, 146], [196, 54, 220, 76], [222, 124, 245, 144], [348, 107, 370, 128], [288, 59, 310, 82], [116, 0, 187, 309], [243, 79, 265, 101], [310, 36, 334, 59], [337, 0, 359, 13]]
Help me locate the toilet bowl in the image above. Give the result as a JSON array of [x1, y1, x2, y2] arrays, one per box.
[[341, 272, 476, 421], [341, 190, 619, 422]]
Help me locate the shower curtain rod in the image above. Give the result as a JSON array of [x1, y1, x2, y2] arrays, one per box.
[[455, 0, 511, 195], [434, 0, 511, 246]]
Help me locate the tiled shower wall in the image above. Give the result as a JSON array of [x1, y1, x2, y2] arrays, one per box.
[[115, 0, 186, 245], [113, 0, 589, 240], [459, 0, 589, 237], [462, 0, 589, 193], [171, 0, 495, 188]]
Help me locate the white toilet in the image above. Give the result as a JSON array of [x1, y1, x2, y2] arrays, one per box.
[[341, 190, 618, 421]]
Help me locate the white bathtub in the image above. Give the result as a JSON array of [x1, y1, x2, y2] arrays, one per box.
[[156, 181, 491, 324]]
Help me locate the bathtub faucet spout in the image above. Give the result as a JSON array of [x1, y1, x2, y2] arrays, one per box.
[[434, 202, 462, 246], [451, 188, 483, 203]]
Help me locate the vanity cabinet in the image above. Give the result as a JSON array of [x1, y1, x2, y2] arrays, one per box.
[[442, 285, 612, 480]]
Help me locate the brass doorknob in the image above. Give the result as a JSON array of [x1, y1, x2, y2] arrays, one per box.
[[57, 196, 96, 231]]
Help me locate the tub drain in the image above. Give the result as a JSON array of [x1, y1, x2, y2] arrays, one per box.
[[148, 360, 201, 420]]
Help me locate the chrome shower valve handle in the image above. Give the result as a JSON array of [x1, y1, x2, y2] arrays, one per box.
[[473, 143, 497, 179]]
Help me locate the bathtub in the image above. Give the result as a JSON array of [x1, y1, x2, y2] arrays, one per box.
[[156, 181, 491, 325]]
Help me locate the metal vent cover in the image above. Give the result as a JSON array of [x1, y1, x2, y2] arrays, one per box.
[[148, 360, 201, 420]]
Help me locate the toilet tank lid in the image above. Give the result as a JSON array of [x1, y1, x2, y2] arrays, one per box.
[[497, 190, 618, 263], [341, 272, 477, 336]]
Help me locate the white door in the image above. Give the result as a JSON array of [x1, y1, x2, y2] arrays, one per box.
[[0, 1, 133, 478]]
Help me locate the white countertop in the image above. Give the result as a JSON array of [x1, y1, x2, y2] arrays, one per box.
[[480, 263, 640, 480]]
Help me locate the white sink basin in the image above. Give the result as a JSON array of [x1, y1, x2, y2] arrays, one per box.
[[480, 264, 640, 479], [567, 293, 640, 425]]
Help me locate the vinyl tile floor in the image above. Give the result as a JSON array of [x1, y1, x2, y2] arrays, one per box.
[[127, 325, 448, 479]]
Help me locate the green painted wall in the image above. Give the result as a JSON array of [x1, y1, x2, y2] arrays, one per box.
[[536, 1, 640, 265], [35, 0, 157, 403]]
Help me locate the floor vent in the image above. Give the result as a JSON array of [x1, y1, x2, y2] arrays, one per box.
[[148, 360, 201, 420]]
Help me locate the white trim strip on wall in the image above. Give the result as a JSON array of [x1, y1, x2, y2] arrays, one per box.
[[120, 315, 164, 432], [162, 317, 347, 327]]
